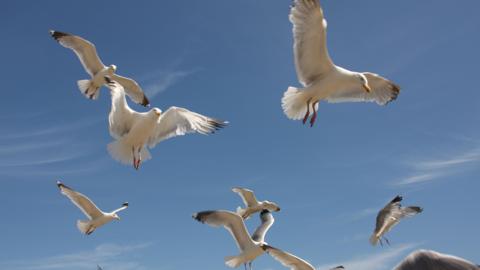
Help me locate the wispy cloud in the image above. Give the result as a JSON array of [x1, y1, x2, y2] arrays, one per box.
[[317, 243, 418, 270], [0, 243, 151, 270], [395, 147, 480, 186], [141, 69, 199, 98]]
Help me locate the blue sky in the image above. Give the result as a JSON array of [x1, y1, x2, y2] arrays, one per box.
[[0, 0, 479, 269]]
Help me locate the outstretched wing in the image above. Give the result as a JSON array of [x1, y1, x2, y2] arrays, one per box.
[[105, 77, 142, 139], [232, 187, 259, 207], [193, 210, 256, 252], [327, 73, 400, 105], [264, 245, 315, 270], [50, 30, 105, 76], [111, 74, 150, 107], [57, 181, 103, 220], [374, 196, 422, 240], [251, 210, 274, 243], [112, 202, 129, 214], [290, 0, 334, 86], [146, 107, 227, 148]]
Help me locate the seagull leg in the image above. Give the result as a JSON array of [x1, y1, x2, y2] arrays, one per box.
[[136, 147, 142, 170], [310, 100, 318, 127], [244, 263, 247, 270], [249, 261, 253, 270], [302, 98, 312, 125], [379, 238, 384, 247], [384, 237, 391, 246], [132, 147, 138, 170]]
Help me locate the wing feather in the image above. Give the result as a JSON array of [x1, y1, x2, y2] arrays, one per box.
[[264, 245, 315, 270], [111, 74, 150, 107], [147, 107, 227, 148], [290, 0, 334, 86], [57, 181, 103, 220], [50, 30, 105, 76], [232, 187, 259, 207]]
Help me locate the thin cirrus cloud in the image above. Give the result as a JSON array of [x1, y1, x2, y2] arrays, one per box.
[[317, 243, 418, 270], [141, 69, 199, 99], [0, 243, 151, 270], [395, 147, 480, 186]]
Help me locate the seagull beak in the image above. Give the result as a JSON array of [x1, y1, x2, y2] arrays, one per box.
[[363, 83, 372, 93]]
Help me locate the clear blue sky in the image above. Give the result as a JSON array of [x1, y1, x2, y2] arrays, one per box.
[[0, 1, 479, 270]]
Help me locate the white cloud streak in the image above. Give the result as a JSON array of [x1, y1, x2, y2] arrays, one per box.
[[317, 243, 418, 270], [0, 243, 151, 270], [142, 69, 198, 98]]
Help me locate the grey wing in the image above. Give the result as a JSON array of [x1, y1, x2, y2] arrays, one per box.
[[232, 187, 259, 207], [111, 74, 150, 107], [57, 181, 103, 219], [264, 245, 315, 270], [147, 107, 227, 148], [193, 210, 256, 251], [251, 210, 274, 242], [105, 77, 141, 139], [326, 73, 400, 105], [290, 0, 334, 86], [50, 30, 105, 76]]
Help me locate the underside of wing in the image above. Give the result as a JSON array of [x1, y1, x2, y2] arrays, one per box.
[[265, 245, 315, 270], [57, 181, 103, 219], [290, 0, 334, 86], [232, 187, 258, 207], [112, 74, 150, 107]]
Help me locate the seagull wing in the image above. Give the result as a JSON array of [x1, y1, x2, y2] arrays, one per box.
[[111, 74, 150, 107], [50, 30, 105, 77], [290, 0, 334, 86], [326, 73, 400, 105], [57, 181, 103, 220], [146, 107, 227, 148], [105, 77, 142, 139], [374, 196, 422, 238], [232, 187, 259, 207], [251, 211, 274, 243], [264, 245, 315, 270], [193, 210, 256, 251]]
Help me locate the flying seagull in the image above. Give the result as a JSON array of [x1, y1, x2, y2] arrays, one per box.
[[281, 0, 400, 127], [57, 181, 128, 235], [192, 210, 274, 270], [105, 77, 227, 170], [232, 187, 280, 219], [50, 30, 150, 106], [370, 195, 422, 246], [394, 250, 479, 270]]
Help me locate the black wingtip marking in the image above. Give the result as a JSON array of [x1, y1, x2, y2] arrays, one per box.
[[260, 209, 270, 215], [56, 180, 64, 188], [192, 210, 215, 223], [141, 95, 150, 107], [50, 30, 70, 41], [411, 206, 423, 213], [122, 202, 129, 207], [208, 120, 228, 133], [391, 195, 403, 203]]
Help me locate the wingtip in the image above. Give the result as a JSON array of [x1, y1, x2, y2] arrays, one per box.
[[56, 180, 63, 188], [391, 195, 403, 203], [141, 95, 150, 107], [122, 202, 129, 207], [50, 30, 69, 41]]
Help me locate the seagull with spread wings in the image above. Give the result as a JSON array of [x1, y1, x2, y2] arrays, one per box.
[[370, 195, 423, 246], [193, 210, 274, 270], [105, 77, 227, 170], [50, 30, 150, 106], [232, 187, 280, 219], [57, 181, 128, 235], [282, 0, 400, 127]]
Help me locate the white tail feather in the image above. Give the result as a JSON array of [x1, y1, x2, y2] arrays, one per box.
[[107, 140, 152, 165], [77, 220, 91, 234], [77, 79, 100, 100], [225, 255, 244, 268], [369, 234, 379, 246], [281, 86, 312, 120]]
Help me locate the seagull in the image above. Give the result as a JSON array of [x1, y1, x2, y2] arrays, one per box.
[[232, 187, 281, 219], [50, 30, 150, 106], [57, 181, 128, 235], [394, 250, 479, 270], [370, 195, 423, 246], [105, 77, 227, 170], [192, 210, 274, 270], [281, 0, 400, 127]]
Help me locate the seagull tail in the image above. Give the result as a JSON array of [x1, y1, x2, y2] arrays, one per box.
[[281, 86, 312, 120], [107, 140, 133, 165], [369, 234, 379, 246], [77, 79, 100, 100], [225, 255, 245, 268], [77, 220, 91, 234]]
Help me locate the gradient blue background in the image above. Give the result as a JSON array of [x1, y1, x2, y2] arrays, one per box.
[[0, 1, 479, 269]]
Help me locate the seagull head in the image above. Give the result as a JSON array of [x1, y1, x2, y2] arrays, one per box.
[[151, 108, 162, 117], [264, 201, 280, 212], [109, 64, 117, 72], [358, 73, 372, 93]]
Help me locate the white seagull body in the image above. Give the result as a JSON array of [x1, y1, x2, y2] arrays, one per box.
[[105, 77, 227, 170], [193, 210, 274, 270], [370, 195, 423, 246], [57, 181, 128, 235], [50, 30, 150, 106], [232, 187, 281, 219], [282, 0, 400, 127]]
